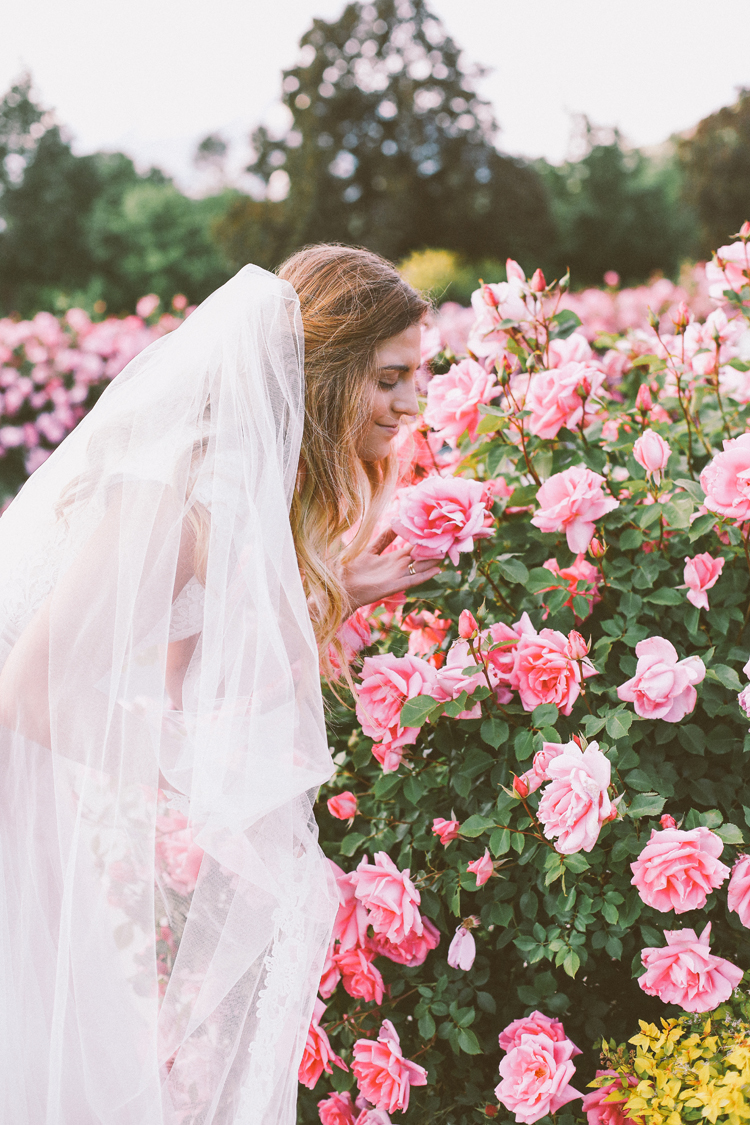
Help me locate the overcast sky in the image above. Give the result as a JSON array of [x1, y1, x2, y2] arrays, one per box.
[[3, 0, 749, 189]]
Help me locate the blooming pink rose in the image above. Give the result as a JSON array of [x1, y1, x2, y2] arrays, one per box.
[[329, 860, 370, 952], [531, 465, 619, 553], [706, 239, 750, 298], [318, 1091, 357, 1125], [328, 791, 358, 820], [352, 1020, 427, 1113], [630, 826, 730, 913], [496, 1034, 582, 1123], [432, 817, 460, 846], [485, 615, 534, 685], [337, 608, 372, 663], [366, 917, 440, 967], [354, 852, 422, 944], [467, 848, 494, 886], [336, 946, 385, 1004], [526, 361, 605, 439], [392, 475, 494, 565], [402, 609, 451, 657], [447, 925, 476, 970], [683, 552, 724, 610], [424, 358, 499, 444], [542, 554, 601, 620], [356, 653, 438, 749], [700, 433, 750, 522], [498, 1011, 578, 1053], [633, 429, 671, 478], [512, 624, 597, 716], [537, 741, 615, 854], [355, 1110, 392, 1125], [617, 637, 705, 722], [639, 923, 743, 1012], [728, 854, 750, 928], [136, 293, 160, 319], [581, 1071, 639, 1125], [435, 638, 500, 713], [299, 999, 349, 1089], [154, 810, 204, 895], [371, 742, 407, 773]]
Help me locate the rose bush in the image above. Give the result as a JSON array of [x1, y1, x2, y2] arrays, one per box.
[[306, 225, 750, 1124]]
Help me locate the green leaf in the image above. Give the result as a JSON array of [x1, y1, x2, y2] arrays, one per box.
[[562, 950, 580, 978], [460, 814, 495, 838], [662, 494, 694, 529], [619, 528, 643, 551], [496, 557, 530, 585], [418, 1012, 436, 1039], [490, 827, 511, 856], [527, 567, 558, 593], [637, 503, 662, 530], [606, 710, 634, 739], [476, 991, 497, 1014], [688, 513, 717, 541], [548, 308, 582, 339], [674, 478, 705, 501], [628, 793, 666, 818], [581, 714, 607, 737], [678, 725, 706, 756], [716, 823, 745, 845], [514, 728, 536, 763], [400, 695, 440, 728], [532, 703, 559, 728], [457, 1028, 483, 1055], [645, 587, 684, 605], [709, 664, 743, 692], [339, 832, 367, 857], [563, 853, 590, 873], [481, 717, 509, 749], [475, 413, 505, 435], [625, 768, 657, 793]]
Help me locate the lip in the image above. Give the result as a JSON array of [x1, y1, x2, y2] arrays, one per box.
[[376, 423, 399, 436]]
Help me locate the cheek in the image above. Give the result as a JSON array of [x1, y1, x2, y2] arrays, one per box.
[[368, 387, 390, 422]]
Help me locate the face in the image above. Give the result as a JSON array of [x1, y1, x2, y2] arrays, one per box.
[[357, 323, 421, 462]]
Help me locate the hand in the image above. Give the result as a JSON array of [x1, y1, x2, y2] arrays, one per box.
[[342, 530, 442, 613]]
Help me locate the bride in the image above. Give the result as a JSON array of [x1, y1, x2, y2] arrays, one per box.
[[0, 244, 439, 1123]]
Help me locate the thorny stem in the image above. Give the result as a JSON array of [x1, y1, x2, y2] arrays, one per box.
[[711, 342, 732, 439], [501, 382, 542, 487], [477, 563, 516, 617]]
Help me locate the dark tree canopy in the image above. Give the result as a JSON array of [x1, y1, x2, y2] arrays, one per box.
[[538, 121, 697, 288], [216, 0, 554, 271], [679, 89, 750, 256]]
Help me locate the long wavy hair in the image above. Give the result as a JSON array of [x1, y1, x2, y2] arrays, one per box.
[[277, 244, 428, 673]]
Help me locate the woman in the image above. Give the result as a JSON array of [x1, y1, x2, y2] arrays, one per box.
[[0, 246, 438, 1124]]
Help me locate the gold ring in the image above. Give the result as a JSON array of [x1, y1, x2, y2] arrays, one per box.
[[408, 562, 416, 576]]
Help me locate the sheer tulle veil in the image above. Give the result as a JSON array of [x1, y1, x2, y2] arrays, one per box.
[[0, 266, 338, 1123]]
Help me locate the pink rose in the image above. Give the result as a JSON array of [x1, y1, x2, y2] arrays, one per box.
[[617, 637, 705, 722], [581, 1071, 639, 1125], [633, 429, 671, 478], [728, 854, 750, 927], [319, 939, 341, 999], [537, 741, 615, 854], [299, 999, 349, 1089], [371, 743, 407, 773], [136, 293, 160, 319], [318, 1091, 357, 1125], [485, 615, 533, 685], [467, 848, 494, 886], [353, 852, 422, 945], [513, 624, 597, 716], [660, 814, 677, 830], [336, 946, 385, 1004], [542, 554, 601, 620], [402, 609, 451, 657], [447, 925, 476, 970], [498, 1011, 578, 1053], [496, 1035, 582, 1123], [154, 810, 204, 896], [630, 826, 730, 913], [458, 608, 479, 639], [639, 923, 743, 1012], [356, 653, 438, 749], [706, 239, 750, 298], [424, 358, 499, 444], [366, 917, 440, 967], [391, 476, 494, 565], [432, 817, 460, 846], [352, 1020, 427, 1113], [328, 791, 358, 820], [531, 465, 619, 553], [436, 639, 488, 709], [635, 383, 653, 413], [527, 361, 606, 439], [337, 608, 372, 663], [355, 1110, 392, 1125], [683, 552, 724, 610], [700, 433, 750, 522], [515, 741, 567, 797], [330, 860, 369, 952]]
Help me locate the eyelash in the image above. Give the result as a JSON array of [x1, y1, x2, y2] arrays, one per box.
[[379, 380, 398, 390]]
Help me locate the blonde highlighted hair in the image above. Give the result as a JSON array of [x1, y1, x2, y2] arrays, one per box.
[[277, 245, 429, 673]]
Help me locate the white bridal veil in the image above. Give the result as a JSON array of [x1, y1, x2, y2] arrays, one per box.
[[0, 266, 337, 1124]]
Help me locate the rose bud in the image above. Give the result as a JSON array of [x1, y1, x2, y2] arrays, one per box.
[[529, 268, 546, 292], [566, 631, 590, 660], [635, 383, 653, 414], [588, 537, 607, 559], [660, 814, 677, 830], [633, 428, 671, 479], [458, 609, 479, 640]]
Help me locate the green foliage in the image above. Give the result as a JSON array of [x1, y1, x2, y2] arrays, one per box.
[[306, 251, 750, 1123], [215, 0, 554, 270], [679, 88, 750, 258]]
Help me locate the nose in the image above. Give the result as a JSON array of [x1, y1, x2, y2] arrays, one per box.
[[393, 374, 419, 420]]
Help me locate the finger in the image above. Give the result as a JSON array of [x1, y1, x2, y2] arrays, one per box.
[[405, 565, 442, 588], [372, 529, 397, 555]]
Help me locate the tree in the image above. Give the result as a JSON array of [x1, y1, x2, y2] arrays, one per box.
[[679, 88, 750, 256], [214, 0, 553, 271], [538, 120, 698, 287]]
